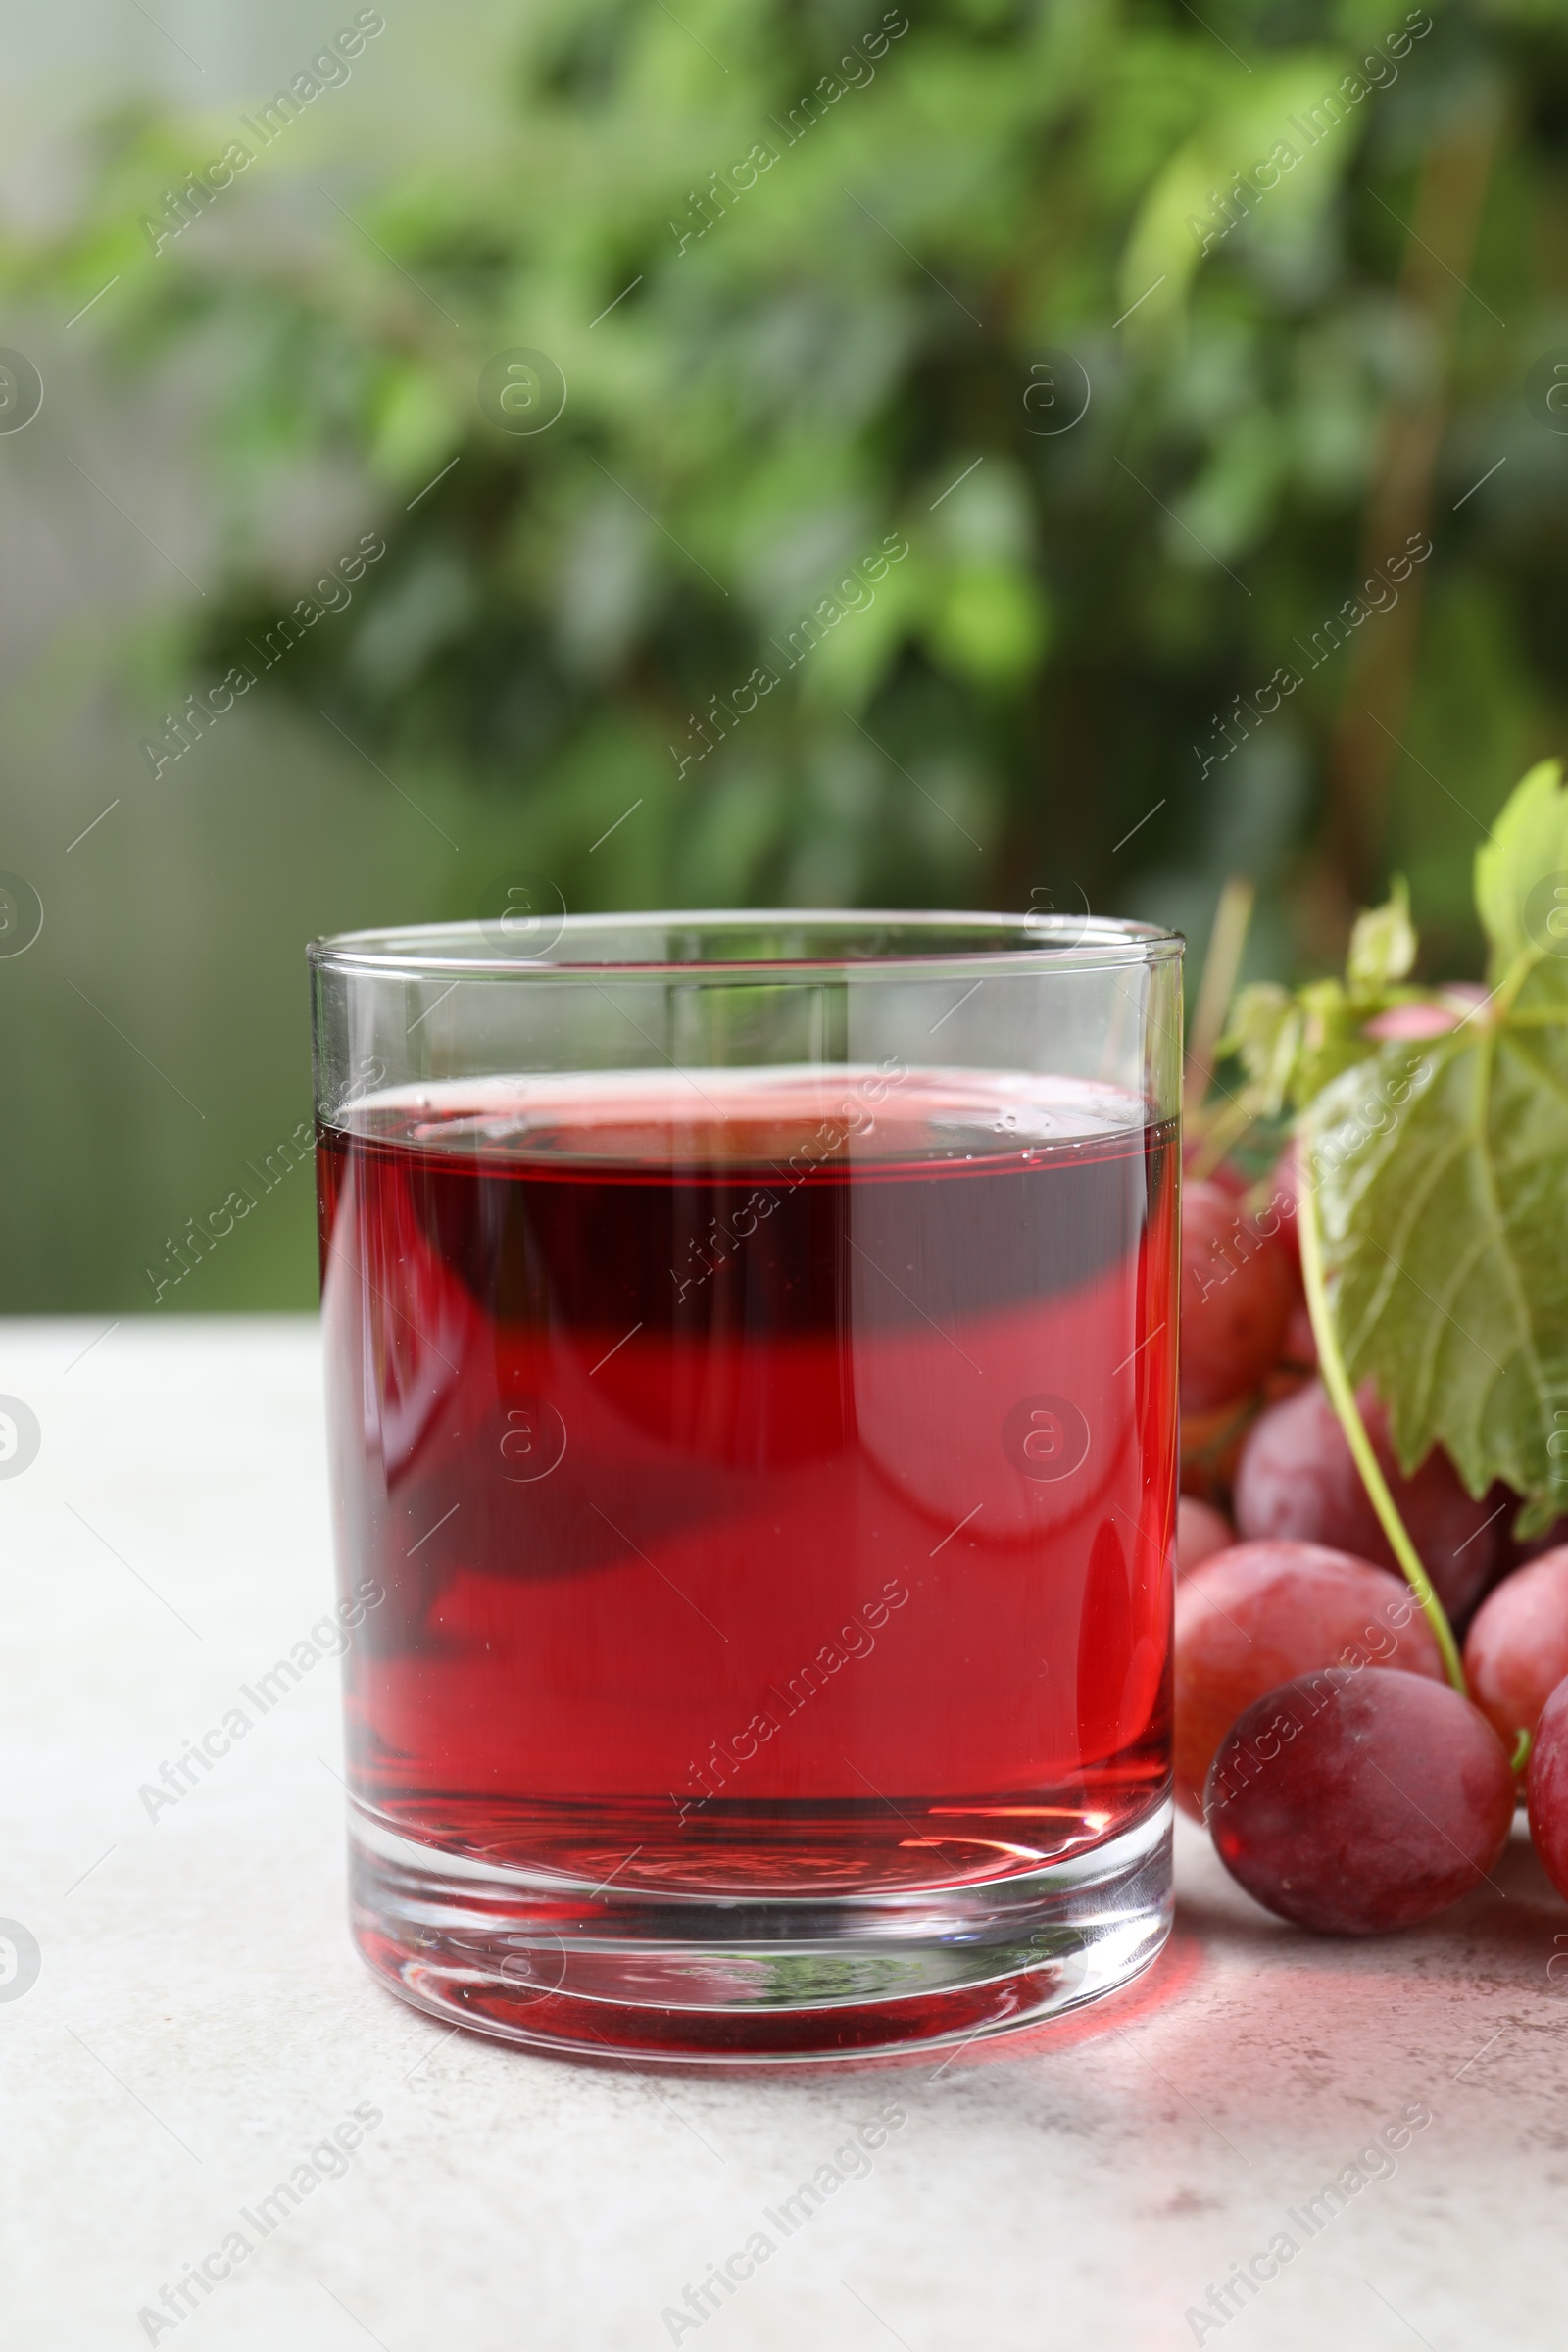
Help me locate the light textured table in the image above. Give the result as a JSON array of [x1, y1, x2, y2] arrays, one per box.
[[4, 1316, 1565, 2351]]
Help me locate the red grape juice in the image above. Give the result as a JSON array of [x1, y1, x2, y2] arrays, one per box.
[[318, 1065, 1176, 1905]]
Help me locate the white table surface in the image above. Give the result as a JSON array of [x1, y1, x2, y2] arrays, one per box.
[[4, 1314, 1565, 2352]]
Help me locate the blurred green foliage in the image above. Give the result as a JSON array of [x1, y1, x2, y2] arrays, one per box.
[[14, 0, 1568, 964]]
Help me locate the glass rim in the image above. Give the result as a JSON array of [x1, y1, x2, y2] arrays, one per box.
[[308, 908, 1184, 981]]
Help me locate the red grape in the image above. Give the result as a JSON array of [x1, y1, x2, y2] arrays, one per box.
[[1174, 1540, 1445, 1818], [1175, 1494, 1233, 1579], [1526, 1676, 1568, 1900], [1279, 1296, 1317, 1368], [1207, 1666, 1515, 1933], [1464, 1547, 1568, 1751], [1180, 1178, 1298, 1413], [1184, 1153, 1248, 1196], [1233, 1379, 1501, 1623], [1505, 1511, 1568, 1569]]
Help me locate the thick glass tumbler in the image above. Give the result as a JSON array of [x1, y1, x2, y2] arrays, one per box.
[[311, 912, 1182, 2061]]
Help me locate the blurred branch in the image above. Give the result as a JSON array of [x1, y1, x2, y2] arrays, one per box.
[[1315, 96, 1505, 934], [1185, 874, 1255, 1119]]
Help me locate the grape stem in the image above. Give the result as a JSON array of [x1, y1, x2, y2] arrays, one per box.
[[1295, 1137, 1467, 1695]]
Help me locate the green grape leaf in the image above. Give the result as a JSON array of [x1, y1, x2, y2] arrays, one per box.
[[1346, 874, 1417, 992], [1475, 758, 1568, 985], [1222, 883, 1428, 1118], [1223, 980, 1298, 1115], [1300, 761, 1568, 1532]]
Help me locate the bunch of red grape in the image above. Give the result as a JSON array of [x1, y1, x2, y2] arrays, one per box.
[[1175, 1165, 1568, 1934]]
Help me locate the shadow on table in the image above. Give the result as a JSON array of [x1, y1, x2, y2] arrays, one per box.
[[1174, 1819, 1566, 1974]]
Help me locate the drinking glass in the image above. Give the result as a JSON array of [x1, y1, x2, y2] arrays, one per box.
[[310, 911, 1182, 2061]]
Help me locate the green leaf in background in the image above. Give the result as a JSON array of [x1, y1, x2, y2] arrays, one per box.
[[1301, 761, 1568, 1530], [8, 0, 1558, 950]]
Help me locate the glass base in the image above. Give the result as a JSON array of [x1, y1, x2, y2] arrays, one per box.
[[347, 1797, 1172, 2064]]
